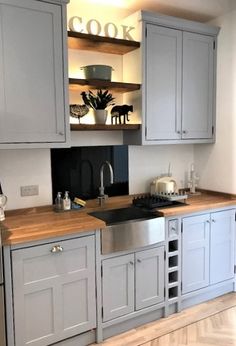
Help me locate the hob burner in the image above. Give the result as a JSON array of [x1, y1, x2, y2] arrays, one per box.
[[133, 194, 188, 209]]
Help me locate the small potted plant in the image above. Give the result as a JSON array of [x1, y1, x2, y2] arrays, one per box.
[[81, 89, 115, 124]]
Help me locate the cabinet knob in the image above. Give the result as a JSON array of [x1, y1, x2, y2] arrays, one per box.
[[212, 219, 216, 223], [129, 261, 134, 266], [51, 245, 63, 253], [206, 220, 210, 223], [58, 132, 64, 136], [171, 227, 176, 231], [176, 131, 181, 134], [182, 130, 188, 134], [137, 259, 142, 263]]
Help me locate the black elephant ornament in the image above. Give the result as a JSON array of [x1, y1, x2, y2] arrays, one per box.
[[111, 105, 133, 124]]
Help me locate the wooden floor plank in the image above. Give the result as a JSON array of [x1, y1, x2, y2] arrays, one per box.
[[90, 293, 236, 346]]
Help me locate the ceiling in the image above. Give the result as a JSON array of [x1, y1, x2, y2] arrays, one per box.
[[86, 0, 236, 22]]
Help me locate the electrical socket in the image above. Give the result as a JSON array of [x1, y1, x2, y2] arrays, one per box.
[[20, 185, 39, 197]]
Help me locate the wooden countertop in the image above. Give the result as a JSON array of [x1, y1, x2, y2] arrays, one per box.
[[157, 192, 236, 217], [1, 192, 236, 246], [1, 210, 105, 246]]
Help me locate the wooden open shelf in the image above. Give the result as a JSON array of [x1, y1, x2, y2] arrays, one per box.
[[70, 124, 141, 131], [69, 78, 141, 93], [68, 31, 140, 55]]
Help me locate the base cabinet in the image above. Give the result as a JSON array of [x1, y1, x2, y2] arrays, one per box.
[[11, 236, 96, 346], [102, 246, 164, 322], [210, 210, 235, 284], [182, 209, 235, 295], [182, 214, 210, 294]]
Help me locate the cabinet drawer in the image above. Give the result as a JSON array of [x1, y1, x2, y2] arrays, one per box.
[[12, 237, 91, 284]]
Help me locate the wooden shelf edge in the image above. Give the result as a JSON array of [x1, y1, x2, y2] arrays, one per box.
[[70, 124, 141, 131], [69, 78, 141, 93], [68, 31, 140, 55]]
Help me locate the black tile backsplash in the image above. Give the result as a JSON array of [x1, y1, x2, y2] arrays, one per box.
[[51, 146, 129, 202]]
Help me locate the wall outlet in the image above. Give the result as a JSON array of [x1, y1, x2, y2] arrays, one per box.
[[20, 185, 39, 197]]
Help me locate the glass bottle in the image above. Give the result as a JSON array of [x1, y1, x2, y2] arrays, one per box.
[[55, 192, 63, 212], [63, 191, 71, 210]]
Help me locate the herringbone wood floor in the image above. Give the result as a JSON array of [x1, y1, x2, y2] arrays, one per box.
[[92, 293, 236, 346]]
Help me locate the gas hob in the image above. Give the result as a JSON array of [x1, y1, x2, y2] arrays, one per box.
[[133, 194, 188, 209]]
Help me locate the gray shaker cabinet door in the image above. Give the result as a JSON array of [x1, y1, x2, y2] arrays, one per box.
[[12, 236, 96, 346], [0, 0, 66, 144], [210, 209, 235, 285], [182, 32, 214, 139], [182, 214, 210, 294], [135, 246, 165, 310], [145, 24, 182, 141], [102, 254, 134, 322]]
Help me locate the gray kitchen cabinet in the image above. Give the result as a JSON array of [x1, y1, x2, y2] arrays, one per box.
[[182, 214, 210, 294], [145, 24, 182, 141], [210, 210, 235, 285], [182, 209, 235, 295], [123, 11, 220, 145], [145, 24, 215, 143], [12, 235, 96, 346], [102, 254, 135, 322], [0, 0, 69, 147], [135, 247, 164, 310], [182, 32, 214, 139], [102, 246, 164, 322]]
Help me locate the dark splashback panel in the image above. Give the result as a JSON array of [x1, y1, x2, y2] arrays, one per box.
[[51, 146, 128, 202]]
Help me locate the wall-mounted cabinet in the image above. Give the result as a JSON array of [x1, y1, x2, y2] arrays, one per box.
[[146, 26, 215, 142], [0, 0, 70, 148], [123, 11, 220, 145]]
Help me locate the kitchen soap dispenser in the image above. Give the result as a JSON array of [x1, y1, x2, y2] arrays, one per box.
[[63, 191, 71, 210]]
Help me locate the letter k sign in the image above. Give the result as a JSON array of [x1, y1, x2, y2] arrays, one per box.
[[121, 25, 135, 40]]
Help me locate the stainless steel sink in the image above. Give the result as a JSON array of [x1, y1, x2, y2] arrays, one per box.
[[89, 207, 158, 225], [89, 207, 165, 254]]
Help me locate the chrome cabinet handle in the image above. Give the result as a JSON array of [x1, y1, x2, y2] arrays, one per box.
[[129, 261, 134, 266], [171, 226, 176, 231], [206, 220, 210, 223], [137, 259, 142, 263], [51, 245, 63, 253], [58, 132, 64, 136]]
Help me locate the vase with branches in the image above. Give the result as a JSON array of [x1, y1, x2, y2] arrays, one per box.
[[81, 89, 115, 124]]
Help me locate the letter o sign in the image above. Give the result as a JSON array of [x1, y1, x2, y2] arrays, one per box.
[[86, 19, 102, 36], [104, 22, 118, 38]]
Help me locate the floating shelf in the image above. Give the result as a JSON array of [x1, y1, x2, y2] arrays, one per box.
[[68, 31, 140, 55], [69, 78, 141, 93], [70, 124, 141, 131]]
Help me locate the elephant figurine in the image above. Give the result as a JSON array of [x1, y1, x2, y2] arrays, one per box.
[[111, 105, 133, 124]]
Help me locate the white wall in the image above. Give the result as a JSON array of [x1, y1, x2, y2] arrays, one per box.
[[194, 10, 236, 193], [0, 149, 52, 210], [129, 145, 194, 193]]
